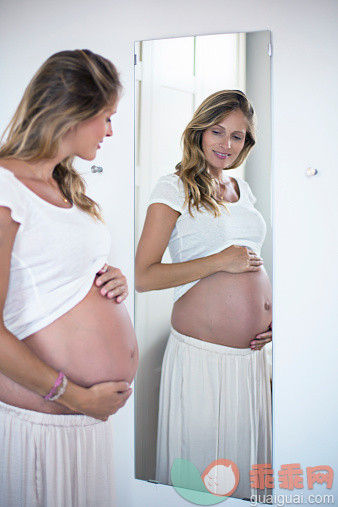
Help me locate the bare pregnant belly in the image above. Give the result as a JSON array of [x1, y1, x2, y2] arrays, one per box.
[[0, 279, 138, 414], [171, 267, 272, 348]]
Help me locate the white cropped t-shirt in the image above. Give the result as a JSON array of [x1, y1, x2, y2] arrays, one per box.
[[149, 173, 266, 302], [0, 167, 111, 339]]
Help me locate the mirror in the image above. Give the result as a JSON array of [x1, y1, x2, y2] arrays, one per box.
[[134, 31, 272, 500]]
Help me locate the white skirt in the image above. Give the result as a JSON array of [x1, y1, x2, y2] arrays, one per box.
[[156, 328, 272, 499], [0, 401, 115, 507]]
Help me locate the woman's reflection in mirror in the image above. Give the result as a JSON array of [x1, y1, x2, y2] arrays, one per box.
[[135, 90, 272, 500]]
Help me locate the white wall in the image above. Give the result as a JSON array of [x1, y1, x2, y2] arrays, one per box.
[[1, 0, 337, 505]]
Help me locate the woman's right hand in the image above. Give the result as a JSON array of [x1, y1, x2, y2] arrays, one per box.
[[78, 381, 133, 421], [217, 245, 263, 273]]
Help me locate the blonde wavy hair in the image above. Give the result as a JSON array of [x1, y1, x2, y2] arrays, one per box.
[[176, 90, 256, 216], [0, 49, 122, 220]]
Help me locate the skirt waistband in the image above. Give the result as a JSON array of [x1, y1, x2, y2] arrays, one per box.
[[170, 327, 258, 356], [0, 400, 103, 427]]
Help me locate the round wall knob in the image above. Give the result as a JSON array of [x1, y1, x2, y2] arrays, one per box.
[[306, 167, 318, 176]]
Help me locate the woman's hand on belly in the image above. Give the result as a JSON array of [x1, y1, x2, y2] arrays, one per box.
[[216, 245, 263, 273], [66, 380, 133, 421], [250, 322, 272, 350], [95, 263, 129, 303], [1, 282, 139, 415], [0, 372, 134, 419]]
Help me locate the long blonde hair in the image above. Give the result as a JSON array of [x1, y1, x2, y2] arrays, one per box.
[[0, 49, 122, 220], [176, 90, 256, 216]]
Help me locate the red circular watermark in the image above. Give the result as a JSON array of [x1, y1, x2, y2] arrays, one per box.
[[201, 459, 240, 497]]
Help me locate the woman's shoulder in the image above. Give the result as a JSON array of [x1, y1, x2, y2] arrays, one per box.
[[156, 172, 181, 184], [149, 172, 185, 212], [0, 165, 17, 180], [0, 165, 31, 200], [0, 166, 28, 223], [0, 165, 25, 193], [232, 175, 245, 187], [233, 177, 256, 204], [153, 172, 183, 191], [230, 175, 248, 188]]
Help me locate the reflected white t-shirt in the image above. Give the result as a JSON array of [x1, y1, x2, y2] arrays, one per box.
[[149, 173, 266, 302], [0, 167, 111, 339]]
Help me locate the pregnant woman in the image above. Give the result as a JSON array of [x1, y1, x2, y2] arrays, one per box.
[[0, 50, 138, 506], [135, 90, 271, 499]]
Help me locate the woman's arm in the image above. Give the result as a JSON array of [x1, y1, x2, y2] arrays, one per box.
[[0, 207, 131, 421], [135, 203, 263, 292]]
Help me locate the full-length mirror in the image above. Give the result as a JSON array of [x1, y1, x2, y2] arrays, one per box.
[[134, 31, 272, 501]]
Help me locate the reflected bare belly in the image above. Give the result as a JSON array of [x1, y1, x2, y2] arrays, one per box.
[[171, 267, 272, 348], [0, 280, 138, 414]]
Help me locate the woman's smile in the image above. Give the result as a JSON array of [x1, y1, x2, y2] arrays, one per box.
[[212, 150, 231, 160]]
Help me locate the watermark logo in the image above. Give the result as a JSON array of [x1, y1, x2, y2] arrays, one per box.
[[202, 459, 239, 497], [171, 458, 239, 505], [249, 463, 334, 491], [250, 493, 335, 506], [171, 459, 334, 506]]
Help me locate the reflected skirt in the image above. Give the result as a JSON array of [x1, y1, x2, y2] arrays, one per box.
[[155, 327, 272, 499], [0, 401, 115, 507]]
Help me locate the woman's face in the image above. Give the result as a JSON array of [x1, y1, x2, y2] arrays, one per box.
[[201, 109, 247, 175], [69, 102, 118, 160]]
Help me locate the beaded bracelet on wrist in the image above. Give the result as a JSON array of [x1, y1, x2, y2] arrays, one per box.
[[44, 372, 68, 401], [48, 375, 68, 401]]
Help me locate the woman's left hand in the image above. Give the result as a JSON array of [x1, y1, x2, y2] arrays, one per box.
[[250, 322, 272, 350], [95, 264, 129, 303]]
